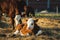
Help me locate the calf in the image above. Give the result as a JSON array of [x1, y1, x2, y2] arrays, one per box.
[[20, 18, 42, 36], [12, 18, 42, 37], [20, 18, 34, 36]]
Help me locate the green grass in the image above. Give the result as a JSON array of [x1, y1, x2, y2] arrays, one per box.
[[35, 13, 60, 19], [35, 13, 60, 17]]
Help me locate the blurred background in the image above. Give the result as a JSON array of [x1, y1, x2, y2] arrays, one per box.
[[0, 0, 60, 13]]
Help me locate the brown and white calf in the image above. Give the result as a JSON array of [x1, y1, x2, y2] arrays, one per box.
[[13, 18, 42, 36]]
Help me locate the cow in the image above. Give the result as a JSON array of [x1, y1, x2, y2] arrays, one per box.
[[8, 2, 15, 30], [11, 18, 42, 37], [0, 0, 16, 30]]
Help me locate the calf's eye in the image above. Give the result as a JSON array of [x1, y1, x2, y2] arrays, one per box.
[[31, 23, 33, 25]]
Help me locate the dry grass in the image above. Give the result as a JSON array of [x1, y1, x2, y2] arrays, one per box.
[[0, 17, 60, 40], [22, 17, 60, 28]]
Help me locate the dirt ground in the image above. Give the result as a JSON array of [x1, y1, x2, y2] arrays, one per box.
[[0, 17, 60, 40]]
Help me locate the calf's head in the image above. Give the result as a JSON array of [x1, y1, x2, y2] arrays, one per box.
[[27, 18, 34, 30]]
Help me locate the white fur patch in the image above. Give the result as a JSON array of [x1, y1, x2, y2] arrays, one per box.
[[36, 30, 42, 36], [15, 15, 21, 26], [27, 18, 34, 30], [14, 30, 19, 34], [20, 31, 29, 36]]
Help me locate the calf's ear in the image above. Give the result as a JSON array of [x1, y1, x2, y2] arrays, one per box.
[[34, 18, 38, 23], [26, 19, 28, 22]]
